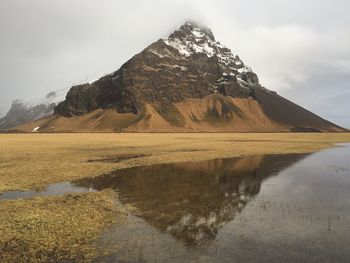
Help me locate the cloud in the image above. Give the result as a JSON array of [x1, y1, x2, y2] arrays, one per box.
[[332, 59, 350, 74]]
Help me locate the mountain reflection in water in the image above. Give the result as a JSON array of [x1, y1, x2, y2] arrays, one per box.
[[76, 153, 308, 246]]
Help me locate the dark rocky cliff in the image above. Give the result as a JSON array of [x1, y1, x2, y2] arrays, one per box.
[[55, 22, 260, 117]]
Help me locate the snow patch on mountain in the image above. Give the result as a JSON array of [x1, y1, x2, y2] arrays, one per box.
[[158, 63, 188, 71], [32, 126, 40, 132], [163, 38, 193, 57], [85, 72, 116, 85], [161, 22, 253, 80], [0, 108, 6, 118]]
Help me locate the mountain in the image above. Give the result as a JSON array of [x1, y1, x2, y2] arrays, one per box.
[[0, 108, 6, 119], [0, 89, 66, 131], [11, 22, 345, 132]]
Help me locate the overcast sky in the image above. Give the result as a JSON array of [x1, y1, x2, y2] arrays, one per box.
[[0, 0, 349, 127]]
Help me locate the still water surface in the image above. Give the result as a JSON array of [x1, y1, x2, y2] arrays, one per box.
[[78, 144, 350, 262], [2, 144, 350, 262]]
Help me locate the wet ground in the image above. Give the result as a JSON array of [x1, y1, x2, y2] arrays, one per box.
[[0, 182, 95, 200], [1, 144, 350, 262]]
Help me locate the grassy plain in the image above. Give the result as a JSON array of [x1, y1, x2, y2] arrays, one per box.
[[0, 190, 127, 263], [0, 133, 350, 262], [1, 133, 350, 192]]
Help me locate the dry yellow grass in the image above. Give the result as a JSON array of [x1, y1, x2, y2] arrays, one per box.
[[0, 133, 350, 192], [0, 190, 127, 263]]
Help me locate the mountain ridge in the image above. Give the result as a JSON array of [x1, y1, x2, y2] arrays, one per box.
[[8, 22, 346, 133], [0, 89, 67, 131]]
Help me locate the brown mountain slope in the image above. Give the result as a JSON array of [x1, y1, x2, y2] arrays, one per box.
[[254, 88, 345, 132], [14, 93, 344, 132], [11, 22, 346, 133], [14, 95, 282, 132]]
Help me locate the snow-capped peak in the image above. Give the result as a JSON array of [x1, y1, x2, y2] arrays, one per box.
[[14, 89, 67, 109], [161, 22, 253, 77], [179, 21, 216, 41]]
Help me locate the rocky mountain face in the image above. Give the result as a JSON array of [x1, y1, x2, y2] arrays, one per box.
[[55, 22, 258, 117], [12, 22, 346, 132], [0, 90, 66, 131]]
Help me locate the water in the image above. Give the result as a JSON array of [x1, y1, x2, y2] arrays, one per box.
[[0, 182, 94, 200], [79, 144, 350, 263], [2, 144, 350, 262]]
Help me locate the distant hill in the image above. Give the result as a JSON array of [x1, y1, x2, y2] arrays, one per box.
[[0, 90, 66, 131], [11, 22, 345, 132]]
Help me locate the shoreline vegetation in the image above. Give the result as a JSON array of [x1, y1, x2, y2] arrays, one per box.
[[1, 133, 350, 262], [0, 190, 127, 263]]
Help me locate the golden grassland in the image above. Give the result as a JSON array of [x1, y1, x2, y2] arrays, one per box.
[[0, 190, 128, 263], [0, 133, 350, 262], [1, 133, 350, 192]]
